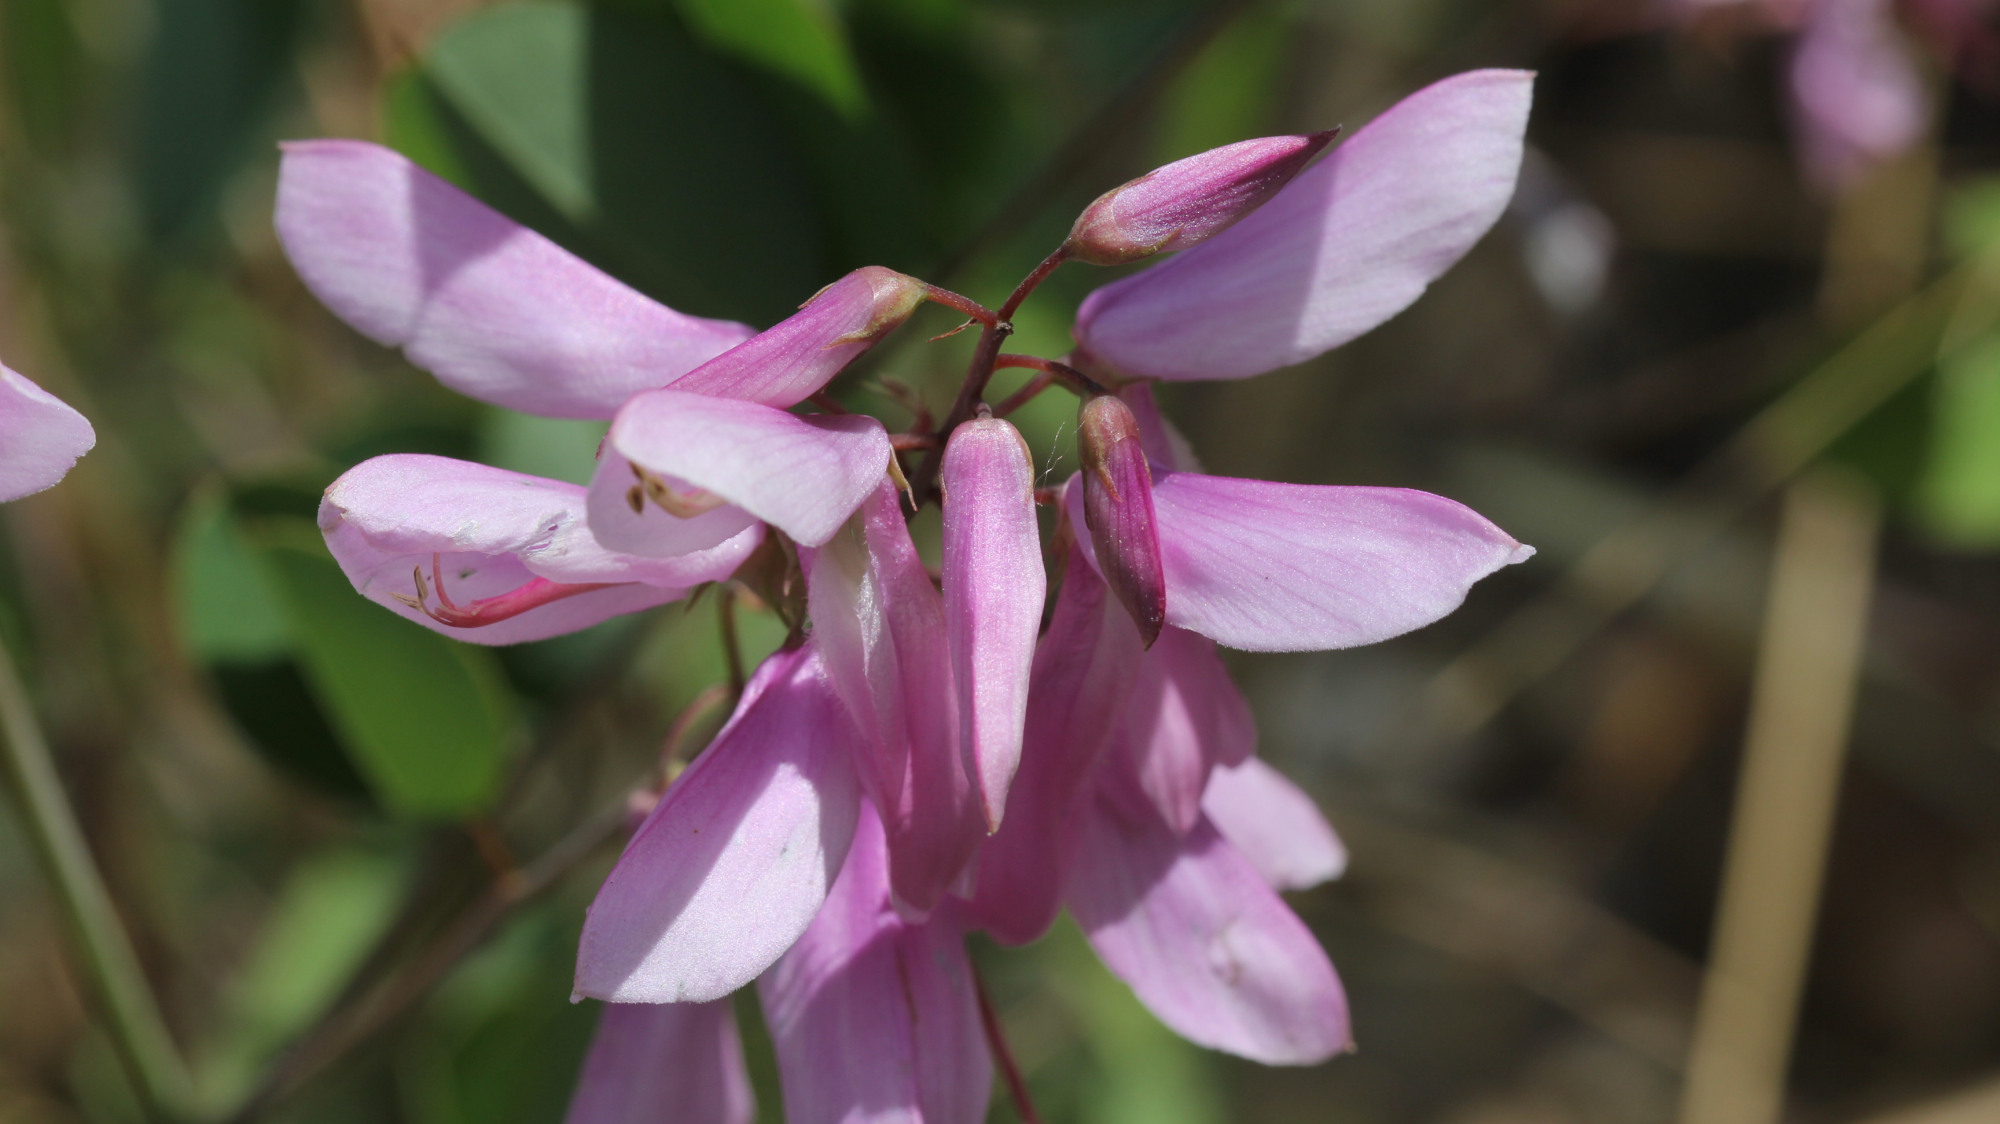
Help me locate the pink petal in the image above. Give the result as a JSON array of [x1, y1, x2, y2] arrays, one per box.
[[1073, 70, 1533, 381], [1790, 0, 1928, 192], [275, 140, 755, 419], [668, 268, 925, 408], [0, 365, 94, 503], [1108, 627, 1257, 834], [574, 646, 862, 1003], [1067, 793, 1351, 1065], [563, 1000, 754, 1124], [590, 389, 890, 553], [320, 454, 759, 644], [1146, 473, 1532, 652], [941, 418, 1045, 830], [1201, 757, 1346, 891], [759, 808, 991, 1124], [1066, 132, 1338, 265], [806, 485, 984, 916], [966, 551, 1144, 945]]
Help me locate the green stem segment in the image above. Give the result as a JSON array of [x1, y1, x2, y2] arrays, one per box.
[[0, 637, 194, 1122]]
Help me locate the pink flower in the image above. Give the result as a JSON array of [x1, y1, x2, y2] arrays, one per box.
[[0, 364, 94, 503], [280, 141, 923, 641]]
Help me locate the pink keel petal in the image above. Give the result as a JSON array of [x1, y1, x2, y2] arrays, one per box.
[[807, 485, 983, 916], [563, 1000, 754, 1124], [1149, 473, 1533, 652], [1073, 70, 1533, 381], [574, 646, 862, 1003], [320, 454, 759, 644], [669, 267, 926, 408], [1067, 794, 1351, 1065], [275, 140, 754, 419], [591, 389, 890, 552], [966, 552, 1144, 945], [941, 418, 1045, 830], [1108, 626, 1257, 834], [759, 809, 990, 1124], [0, 366, 94, 503], [1202, 757, 1346, 891]]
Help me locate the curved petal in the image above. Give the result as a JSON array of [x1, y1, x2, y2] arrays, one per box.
[[574, 646, 862, 1003], [564, 1000, 754, 1124], [1145, 473, 1532, 652], [966, 551, 1144, 945], [1073, 70, 1532, 381], [668, 267, 925, 408], [1067, 795, 1351, 1065], [276, 140, 754, 419], [320, 454, 758, 645], [806, 485, 983, 916], [758, 809, 990, 1124], [591, 390, 890, 552], [1201, 757, 1346, 891], [0, 366, 95, 503], [941, 418, 1045, 829]]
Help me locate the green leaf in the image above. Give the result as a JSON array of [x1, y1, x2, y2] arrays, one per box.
[[476, 407, 607, 486], [253, 524, 517, 819], [1151, 6, 1291, 163], [676, 0, 869, 119], [172, 487, 292, 663], [402, 0, 828, 325], [1920, 332, 2000, 546], [196, 849, 408, 1104]]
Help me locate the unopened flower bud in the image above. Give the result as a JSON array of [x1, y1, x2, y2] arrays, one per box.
[[669, 266, 927, 407], [1064, 131, 1339, 267], [1078, 394, 1165, 648]]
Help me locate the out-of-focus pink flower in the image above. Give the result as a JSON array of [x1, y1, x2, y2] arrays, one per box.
[[1791, 0, 1931, 191], [0, 364, 94, 503]]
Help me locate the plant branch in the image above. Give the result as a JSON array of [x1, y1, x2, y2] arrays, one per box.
[[0, 636, 194, 1122], [974, 969, 1045, 1124]]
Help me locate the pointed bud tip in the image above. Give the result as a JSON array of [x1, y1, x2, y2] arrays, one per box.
[[1064, 130, 1341, 267], [1077, 395, 1167, 645]]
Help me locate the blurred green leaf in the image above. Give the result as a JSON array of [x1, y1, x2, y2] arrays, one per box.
[[1919, 333, 2000, 546], [1945, 177, 2000, 262], [676, 0, 868, 119], [403, 0, 827, 325], [476, 408, 607, 486], [254, 525, 517, 819], [173, 487, 291, 663], [2, 0, 86, 155], [198, 849, 409, 1104], [1152, 6, 1290, 162]]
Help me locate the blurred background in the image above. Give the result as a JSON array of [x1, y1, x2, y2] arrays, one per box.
[[8, 0, 2000, 1121]]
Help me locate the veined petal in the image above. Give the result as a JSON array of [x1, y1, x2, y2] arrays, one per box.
[[669, 268, 926, 407], [966, 550, 1144, 945], [1202, 757, 1346, 891], [807, 485, 983, 916], [759, 808, 990, 1124], [320, 454, 758, 644], [1147, 473, 1532, 652], [1073, 70, 1532, 381], [276, 140, 754, 419], [941, 418, 1045, 830], [563, 1000, 754, 1124], [574, 645, 862, 1003], [0, 366, 94, 503], [1066, 132, 1338, 266], [590, 390, 890, 552], [1067, 793, 1351, 1065], [1108, 626, 1257, 834]]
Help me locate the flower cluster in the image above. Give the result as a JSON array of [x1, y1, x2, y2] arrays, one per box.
[[282, 69, 1536, 1124]]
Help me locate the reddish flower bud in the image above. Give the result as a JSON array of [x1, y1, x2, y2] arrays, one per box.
[[668, 266, 927, 407], [1078, 394, 1166, 648], [1064, 131, 1339, 267]]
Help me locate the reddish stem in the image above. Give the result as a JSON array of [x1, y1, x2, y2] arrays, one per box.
[[992, 371, 1056, 418], [993, 353, 1110, 398], [890, 433, 941, 451], [808, 391, 850, 414], [921, 284, 1001, 327], [974, 970, 1046, 1124]]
